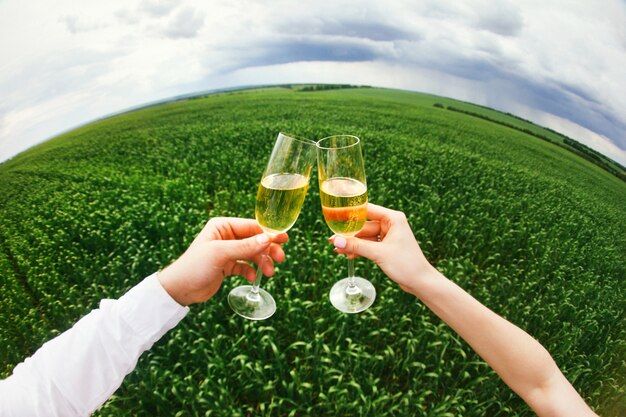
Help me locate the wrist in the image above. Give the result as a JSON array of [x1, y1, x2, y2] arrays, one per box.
[[157, 264, 189, 306], [406, 264, 445, 299]]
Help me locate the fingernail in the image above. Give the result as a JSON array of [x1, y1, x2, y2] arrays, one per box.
[[256, 234, 270, 244], [334, 236, 347, 249]]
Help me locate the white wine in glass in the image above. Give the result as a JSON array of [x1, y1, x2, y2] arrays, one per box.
[[320, 177, 367, 236], [228, 132, 316, 320], [317, 135, 376, 313], [256, 173, 309, 234]]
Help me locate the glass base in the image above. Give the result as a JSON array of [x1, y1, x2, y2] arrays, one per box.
[[329, 277, 376, 314], [228, 285, 276, 320]]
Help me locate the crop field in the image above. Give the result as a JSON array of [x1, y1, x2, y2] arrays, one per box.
[[0, 86, 624, 416]]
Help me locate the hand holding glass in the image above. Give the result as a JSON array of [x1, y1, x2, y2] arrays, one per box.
[[228, 133, 316, 320], [317, 135, 376, 313]]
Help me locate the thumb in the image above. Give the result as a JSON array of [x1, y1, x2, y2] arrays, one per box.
[[333, 235, 380, 262], [217, 233, 271, 261]]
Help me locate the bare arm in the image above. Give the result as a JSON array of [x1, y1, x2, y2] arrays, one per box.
[[416, 268, 595, 416], [332, 203, 598, 417]]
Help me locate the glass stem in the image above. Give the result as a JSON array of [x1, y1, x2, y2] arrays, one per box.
[[347, 256, 356, 287], [248, 249, 269, 301], [251, 266, 264, 294]]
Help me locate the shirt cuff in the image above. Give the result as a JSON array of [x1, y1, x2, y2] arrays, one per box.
[[111, 272, 189, 343]]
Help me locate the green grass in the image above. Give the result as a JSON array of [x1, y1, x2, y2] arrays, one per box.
[[1, 86, 624, 416]]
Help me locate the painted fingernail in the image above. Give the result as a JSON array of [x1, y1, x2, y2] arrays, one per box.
[[256, 234, 270, 244], [334, 236, 347, 249]]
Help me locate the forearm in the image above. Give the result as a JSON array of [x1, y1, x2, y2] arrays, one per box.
[[413, 268, 596, 416], [415, 270, 556, 392]]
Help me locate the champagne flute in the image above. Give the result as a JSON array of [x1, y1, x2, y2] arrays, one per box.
[[317, 135, 376, 313], [228, 132, 316, 320]]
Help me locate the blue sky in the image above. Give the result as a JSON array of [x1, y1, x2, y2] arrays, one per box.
[[1, 0, 625, 165]]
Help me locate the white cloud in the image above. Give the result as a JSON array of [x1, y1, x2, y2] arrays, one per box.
[[140, 0, 181, 17], [59, 14, 108, 34], [161, 6, 205, 39], [418, 0, 524, 37]]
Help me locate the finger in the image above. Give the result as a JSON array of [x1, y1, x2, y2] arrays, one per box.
[[229, 261, 258, 282], [260, 255, 275, 277], [367, 203, 409, 236], [217, 233, 272, 262], [223, 218, 264, 239], [355, 221, 381, 239], [268, 243, 286, 263], [332, 235, 381, 261], [250, 244, 282, 267], [206, 217, 291, 241], [269, 232, 289, 244], [226, 222, 289, 243], [202, 217, 262, 240], [365, 203, 396, 221], [330, 234, 379, 244]]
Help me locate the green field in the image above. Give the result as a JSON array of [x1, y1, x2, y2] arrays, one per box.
[[1, 86, 624, 416]]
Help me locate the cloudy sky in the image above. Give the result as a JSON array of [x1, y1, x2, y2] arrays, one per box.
[[1, 0, 625, 165]]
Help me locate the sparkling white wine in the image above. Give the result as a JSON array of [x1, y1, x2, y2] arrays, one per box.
[[256, 173, 309, 234], [320, 177, 367, 236]]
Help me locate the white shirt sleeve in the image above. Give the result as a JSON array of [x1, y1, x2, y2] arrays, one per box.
[[0, 272, 189, 417]]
